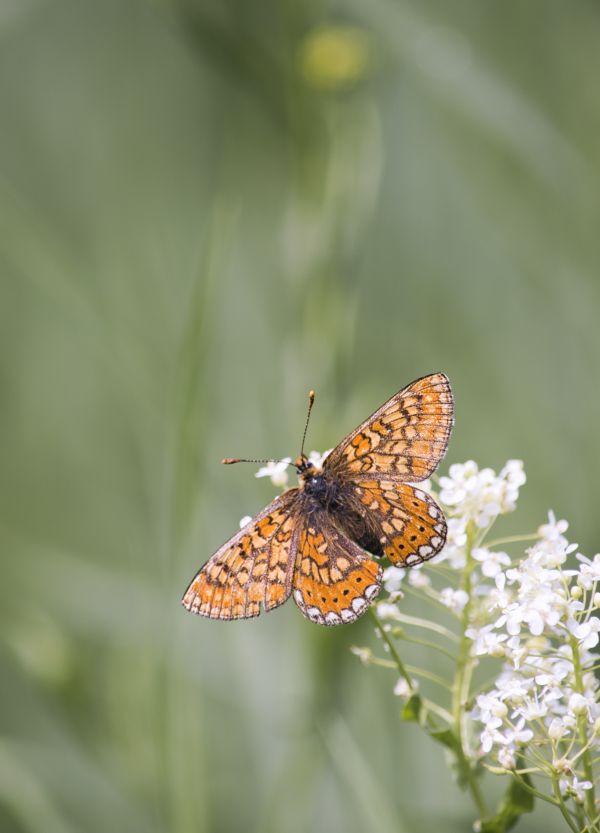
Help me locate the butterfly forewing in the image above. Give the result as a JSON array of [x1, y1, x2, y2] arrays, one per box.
[[324, 372, 453, 483], [292, 511, 382, 626], [182, 490, 300, 620]]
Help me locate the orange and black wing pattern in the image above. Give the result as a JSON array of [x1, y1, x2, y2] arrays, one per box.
[[182, 372, 453, 625], [292, 511, 382, 625], [352, 479, 447, 567], [182, 491, 300, 620], [324, 372, 453, 483]]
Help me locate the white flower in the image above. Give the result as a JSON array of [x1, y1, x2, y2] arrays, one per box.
[[239, 515, 253, 528], [408, 568, 431, 589], [501, 717, 534, 746], [472, 547, 511, 578], [481, 726, 502, 754], [307, 448, 333, 469], [439, 588, 469, 613], [482, 573, 512, 614], [572, 777, 593, 804], [350, 646, 372, 665], [513, 694, 548, 721], [466, 624, 508, 657], [568, 693, 591, 716], [376, 602, 402, 621], [538, 511, 569, 544], [382, 566, 405, 594], [559, 775, 593, 804], [498, 747, 516, 769], [494, 671, 532, 702], [435, 517, 468, 568], [475, 691, 508, 722], [439, 460, 479, 505], [393, 678, 414, 697], [566, 617, 600, 650], [534, 659, 571, 688], [255, 458, 292, 487], [576, 552, 600, 590], [548, 718, 568, 740]]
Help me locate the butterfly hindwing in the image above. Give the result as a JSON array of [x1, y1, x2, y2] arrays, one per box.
[[353, 479, 447, 567], [292, 511, 382, 626], [182, 490, 300, 620], [324, 372, 453, 483]]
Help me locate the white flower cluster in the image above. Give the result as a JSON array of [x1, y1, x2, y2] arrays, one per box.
[[435, 460, 526, 569], [439, 459, 526, 528], [468, 513, 600, 788], [375, 457, 599, 815]]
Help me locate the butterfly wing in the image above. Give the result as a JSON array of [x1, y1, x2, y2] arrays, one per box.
[[292, 510, 382, 626], [324, 372, 453, 483], [182, 490, 301, 620], [352, 479, 447, 566]]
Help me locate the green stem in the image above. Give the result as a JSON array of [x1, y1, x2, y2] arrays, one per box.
[[551, 773, 580, 833], [569, 634, 597, 824], [395, 632, 457, 662], [451, 521, 489, 820], [370, 608, 414, 692], [404, 665, 453, 691], [452, 524, 475, 742], [484, 533, 539, 548], [509, 772, 560, 806], [367, 657, 397, 670], [401, 580, 461, 613], [420, 698, 453, 727], [387, 610, 460, 643]]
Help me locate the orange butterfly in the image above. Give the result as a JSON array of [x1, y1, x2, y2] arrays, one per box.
[[182, 373, 453, 626]]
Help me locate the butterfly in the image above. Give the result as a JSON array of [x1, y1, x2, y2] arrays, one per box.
[[182, 372, 454, 626]]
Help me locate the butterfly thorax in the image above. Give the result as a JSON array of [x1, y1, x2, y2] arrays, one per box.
[[294, 454, 383, 554], [296, 456, 336, 506]]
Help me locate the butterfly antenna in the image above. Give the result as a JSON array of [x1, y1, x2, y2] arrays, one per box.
[[300, 390, 315, 458], [222, 457, 291, 466]]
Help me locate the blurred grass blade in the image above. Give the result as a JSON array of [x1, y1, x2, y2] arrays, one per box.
[[324, 716, 409, 833]]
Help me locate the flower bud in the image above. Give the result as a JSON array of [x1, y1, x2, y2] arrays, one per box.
[[498, 747, 516, 769], [552, 757, 573, 774], [568, 694, 589, 715], [548, 718, 566, 740], [491, 701, 508, 719]]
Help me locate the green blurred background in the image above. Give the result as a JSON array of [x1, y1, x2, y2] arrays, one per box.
[[1, 1, 599, 831]]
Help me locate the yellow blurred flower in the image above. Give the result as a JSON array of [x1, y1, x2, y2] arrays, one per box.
[[298, 25, 371, 91]]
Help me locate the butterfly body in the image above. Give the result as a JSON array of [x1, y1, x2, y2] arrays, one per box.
[[182, 372, 454, 626], [298, 462, 340, 508]]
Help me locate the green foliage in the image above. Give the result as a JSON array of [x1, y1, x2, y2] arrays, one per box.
[[480, 776, 535, 833], [400, 693, 422, 722]]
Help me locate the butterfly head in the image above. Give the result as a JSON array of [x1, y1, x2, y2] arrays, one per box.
[[294, 454, 316, 477]]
